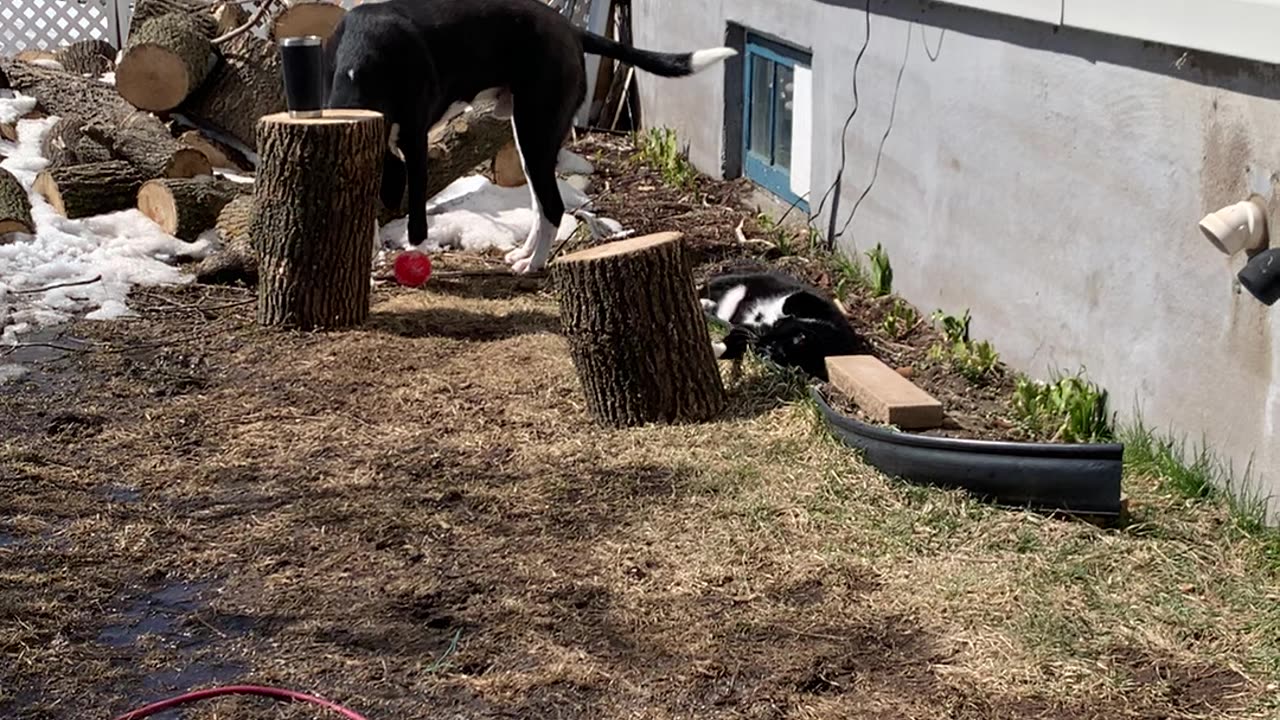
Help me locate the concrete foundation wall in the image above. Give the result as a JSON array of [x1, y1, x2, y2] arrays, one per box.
[[632, 0, 1280, 516]]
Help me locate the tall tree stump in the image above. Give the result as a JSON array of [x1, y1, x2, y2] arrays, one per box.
[[551, 231, 726, 428], [253, 110, 384, 330]]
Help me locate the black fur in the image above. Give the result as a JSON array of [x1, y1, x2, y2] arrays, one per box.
[[321, 0, 732, 270], [699, 271, 864, 381]]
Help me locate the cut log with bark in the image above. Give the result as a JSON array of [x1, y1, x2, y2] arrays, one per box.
[[42, 115, 114, 168], [55, 39, 117, 76], [128, 0, 219, 38], [116, 13, 217, 112], [178, 129, 245, 170], [0, 59, 123, 118], [377, 101, 514, 221], [253, 110, 384, 329], [0, 167, 34, 238], [0, 61, 207, 179], [212, 1, 250, 35], [194, 194, 256, 284], [83, 111, 212, 179], [179, 31, 285, 151], [34, 161, 147, 219], [550, 231, 727, 428], [272, 0, 346, 40], [137, 175, 248, 240]]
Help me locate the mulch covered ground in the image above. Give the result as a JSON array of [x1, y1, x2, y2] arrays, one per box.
[[1, 133, 1276, 720]]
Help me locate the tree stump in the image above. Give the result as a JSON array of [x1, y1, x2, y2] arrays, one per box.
[[551, 231, 726, 428], [253, 110, 384, 329], [0, 167, 34, 238]]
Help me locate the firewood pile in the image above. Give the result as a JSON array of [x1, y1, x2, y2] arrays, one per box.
[[0, 0, 514, 285]]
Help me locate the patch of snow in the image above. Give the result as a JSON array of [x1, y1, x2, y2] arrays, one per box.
[[0, 91, 38, 125], [0, 112, 210, 345], [557, 149, 594, 176], [377, 175, 590, 254]]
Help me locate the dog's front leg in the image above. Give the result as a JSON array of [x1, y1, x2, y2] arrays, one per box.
[[402, 130, 429, 246]]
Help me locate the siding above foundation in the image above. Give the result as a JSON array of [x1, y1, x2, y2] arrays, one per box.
[[934, 0, 1280, 65]]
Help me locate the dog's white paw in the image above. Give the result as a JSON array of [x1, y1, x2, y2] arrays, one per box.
[[504, 244, 533, 263]]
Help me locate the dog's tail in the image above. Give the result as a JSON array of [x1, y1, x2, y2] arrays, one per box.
[[578, 31, 736, 77]]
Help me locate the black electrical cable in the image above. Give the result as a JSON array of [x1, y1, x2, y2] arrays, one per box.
[[807, 0, 873, 249]]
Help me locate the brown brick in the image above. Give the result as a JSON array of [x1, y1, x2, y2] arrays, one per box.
[[825, 355, 944, 430]]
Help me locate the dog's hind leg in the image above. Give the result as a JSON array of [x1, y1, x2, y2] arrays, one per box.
[[504, 95, 578, 274]]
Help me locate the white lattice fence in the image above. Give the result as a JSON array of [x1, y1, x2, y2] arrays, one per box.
[[0, 0, 122, 55]]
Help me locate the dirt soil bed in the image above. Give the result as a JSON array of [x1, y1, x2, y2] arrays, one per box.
[[1, 134, 1276, 719]]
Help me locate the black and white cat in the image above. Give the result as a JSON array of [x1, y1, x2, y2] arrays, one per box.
[[697, 270, 863, 381]]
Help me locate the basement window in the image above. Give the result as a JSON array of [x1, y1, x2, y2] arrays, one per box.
[[742, 33, 812, 211]]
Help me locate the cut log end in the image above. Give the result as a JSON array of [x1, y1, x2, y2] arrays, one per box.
[[33, 172, 67, 216], [116, 43, 195, 111], [262, 109, 384, 126], [169, 147, 214, 178], [137, 181, 181, 234], [0, 219, 33, 235], [272, 2, 347, 41], [556, 231, 685, 265]]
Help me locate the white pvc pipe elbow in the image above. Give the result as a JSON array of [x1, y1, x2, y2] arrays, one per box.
[[1199, 199, 1267, 256]]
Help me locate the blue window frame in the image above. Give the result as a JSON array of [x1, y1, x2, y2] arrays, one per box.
[[742, 34, 811, 212]]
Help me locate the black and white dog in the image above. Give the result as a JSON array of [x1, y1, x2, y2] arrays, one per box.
[[698, 271, 864, 381], [322, 0, 736, 274]]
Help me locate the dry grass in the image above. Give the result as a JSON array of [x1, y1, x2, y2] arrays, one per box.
[[0, 136, 1278, 719]]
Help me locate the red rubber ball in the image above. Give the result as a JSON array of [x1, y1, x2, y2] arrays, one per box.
[[394, 250, 433, 287]]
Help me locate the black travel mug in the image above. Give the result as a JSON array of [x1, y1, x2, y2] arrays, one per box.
[[279, 35, 325, 118]]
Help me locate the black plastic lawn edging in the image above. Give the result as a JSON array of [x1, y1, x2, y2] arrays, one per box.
[[810, 387, 1125, 517]]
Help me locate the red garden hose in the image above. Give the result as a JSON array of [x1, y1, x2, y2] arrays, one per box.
[[113, 684, 371, 720]]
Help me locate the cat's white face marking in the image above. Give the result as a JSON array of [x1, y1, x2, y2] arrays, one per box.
[[700, 298, 716, 312], [714, 285, 747, 323], [744, 294, 790, 328]]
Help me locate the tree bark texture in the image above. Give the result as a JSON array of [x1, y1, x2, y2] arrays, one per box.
[[179, 31, 285, 151], [212, 1, 250, 35], [116, 13, 217, 112], [272, 1, 346, 40], [194, 194, 256, 284], [128, 0, 219, 38], [0, 167, 34, 237], [253, 110, 384, 329], [55, 39, 117, 76], [0, 59, 128, 119], [550, 232, 727, 428], [83, 111, 212, 178], [33, 160, 147, 219], [41, 115, 114, 168], [137, 175, 248, 240]]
